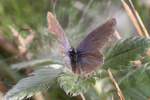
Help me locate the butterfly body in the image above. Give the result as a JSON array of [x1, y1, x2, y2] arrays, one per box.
[[69, 47, 84, 74], [47, 12, 116, 75], [68, 47, 103, 74], [68, 47, 78, 73]]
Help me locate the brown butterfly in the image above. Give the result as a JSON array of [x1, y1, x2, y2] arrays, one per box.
[[47, 12, 116, 75]]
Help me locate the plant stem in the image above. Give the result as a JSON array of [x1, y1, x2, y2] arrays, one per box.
[[80, 93, 86, 100], [108, 69, 125, 100]]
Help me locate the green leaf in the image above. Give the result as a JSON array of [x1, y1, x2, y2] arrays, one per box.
[[58, 72, 96, 96], [4, 67, 63, 100], [119, 64, 150, 100], [11, 58, 62, 70], [103, 37, 150, 69]]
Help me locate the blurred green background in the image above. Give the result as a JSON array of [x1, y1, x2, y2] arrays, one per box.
[[0, 0, 150, 100]]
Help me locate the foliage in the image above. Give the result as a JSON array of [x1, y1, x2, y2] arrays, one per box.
[[58, 72, 96, 96], [5, 37, 150, 100], [119, 64, 150, 100], [5, 67, 63, 100], [103, 37, 150, 69], [102, 37, 150, 100]]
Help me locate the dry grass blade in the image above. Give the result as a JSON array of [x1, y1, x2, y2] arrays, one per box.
[[9, 26, 26, 48], [108, 69, 125, 100], [9, 26, 36, 57], [9, 26, 27, 56], [121, 0, 149, 38], [80, 93, 86, 100], [127, 0, 149, 38]]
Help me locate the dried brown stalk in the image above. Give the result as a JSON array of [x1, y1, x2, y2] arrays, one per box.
[[9, 26, 36, 58], [9, 26, 27, 56], [121, 0, 149, 38], [80, 93, 86, 100], [127, 0, 149, 38], [108, 69, 125, 100]]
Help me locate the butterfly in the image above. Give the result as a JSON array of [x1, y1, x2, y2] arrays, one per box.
[[47, 12, 116, 75]]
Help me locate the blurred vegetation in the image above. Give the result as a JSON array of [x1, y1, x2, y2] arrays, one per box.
[[0, 0, 150, 100]]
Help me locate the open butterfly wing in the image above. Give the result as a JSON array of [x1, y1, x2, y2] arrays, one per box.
[[77, 18, 116, 52], [47, 12, 71, 68], [47, 12, 71, 52], [77, 18, 116, 74]]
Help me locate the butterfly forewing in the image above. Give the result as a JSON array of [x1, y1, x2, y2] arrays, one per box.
[[77, 18, 116, 52], [47, 12, 71, 68], [47, 12, 71, 52], [76, 18, 116, 74]]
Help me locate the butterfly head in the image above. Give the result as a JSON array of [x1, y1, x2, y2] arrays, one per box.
[[68, 47, 77, 60]]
